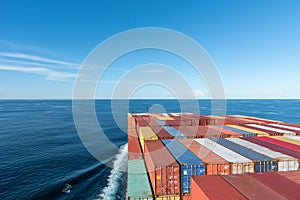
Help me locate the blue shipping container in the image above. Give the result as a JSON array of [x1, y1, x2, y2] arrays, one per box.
[[163, 126, 187, 138], [162, 140, 205, 193], [219, 125, 256, 137], [210, 138, 278, 172]]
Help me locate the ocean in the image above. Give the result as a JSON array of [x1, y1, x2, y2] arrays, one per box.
[[1, 99, 300, 200]]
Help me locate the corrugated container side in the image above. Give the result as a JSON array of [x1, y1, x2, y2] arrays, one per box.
[[155, 195, 180, 200], [179, 139, 230, 175], [228, 125, 269, 136], [221, 174, 286, 200], [162, 140, 205, 194], [269, 136, 300, 146], [250, 172, 300, 200], [242, 137, 300, 160], [128, 160, 153, 199], [139, 127, 158, 152], [210, 138, 277, 172], [277, 171, 300, 184], [227, 138, 299, 171], [144, 140, 180, 197], [194, 138, 254, 174], [255, 136, 300, 153], [221, 125, 256, 137], [191, 176, 247, 200]]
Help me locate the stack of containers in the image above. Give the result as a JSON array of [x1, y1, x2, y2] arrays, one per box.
[[286, 136, 300, 141], [185, 126, 231, 138], [269, 136, 300, 146], [150, 126, 174, 139], [163, 126, 186, 138], [144, 140, 180, 199], [208, 126, 242, 138], [179, 139, 230, 175], [218, 125, 256, 137], [128, 160, 153, 199], [162, 140, 206, 194], [226, 138, 299, 171], [230, 115, 284, 124], [194, 138, 254, 174], [210, 138, 278, 172], [242, 137, 300, 168], [128, 128, 143, 160], [139, 127, 158, 152], [244, 124, 296, 136], [227, 125, 269, 136], [269, 124, 300, 135]]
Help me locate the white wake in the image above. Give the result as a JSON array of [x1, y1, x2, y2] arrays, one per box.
[[95, 143, 128, 200]]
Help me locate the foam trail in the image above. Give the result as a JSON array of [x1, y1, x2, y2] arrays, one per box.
[[95, 143, 128, 200]]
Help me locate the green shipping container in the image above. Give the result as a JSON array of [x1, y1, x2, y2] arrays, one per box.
[[128, 160, 153, 200]]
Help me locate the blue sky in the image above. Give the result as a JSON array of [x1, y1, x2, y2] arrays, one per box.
[[0, 0, 299, 99]]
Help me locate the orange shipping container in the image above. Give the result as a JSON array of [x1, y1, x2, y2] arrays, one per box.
[[179, 139, 230, 175]]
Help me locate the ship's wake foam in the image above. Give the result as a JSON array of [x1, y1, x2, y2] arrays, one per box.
[[95, 143, 128, 200]]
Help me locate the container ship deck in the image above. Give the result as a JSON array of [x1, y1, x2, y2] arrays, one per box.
[[127, 113, 300, 200]]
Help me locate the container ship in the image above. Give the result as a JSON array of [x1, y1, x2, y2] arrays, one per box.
[[127, 113, 300, 200]]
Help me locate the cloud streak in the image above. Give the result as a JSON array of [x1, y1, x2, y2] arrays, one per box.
[[0, 64, 76, 81]]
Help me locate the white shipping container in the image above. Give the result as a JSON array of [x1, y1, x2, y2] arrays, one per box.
[[226, 138, 299, 172], [194, 139, 254, 174], [285, 136, 300, 142], [270, 124, 300, 132], [247, 124, 296, 136]]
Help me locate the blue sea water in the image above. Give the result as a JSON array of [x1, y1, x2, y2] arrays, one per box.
[[1, 99, 300, 200]]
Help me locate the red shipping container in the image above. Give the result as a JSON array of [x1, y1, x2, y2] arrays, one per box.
[[209, 126, 242, 138], [191, 175, 247, 200], [263, 124, 300, 135], [150, 126, 174, 139], [250, 172, 300, 200], [242, 137, 300, 160], [128, 138, 143, 160], [184, 126, 230, 138], [277, 171, 300, 185], [243, 117, 279, 124], [241, 124, 283, 136], [180, 139, 230, 175], [144, 140, 180, 196], [222, 174, 286, 200], [255, 136, 300, 153]]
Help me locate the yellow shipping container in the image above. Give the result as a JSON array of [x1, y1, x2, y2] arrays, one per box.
[[228, 125, 269, 136], [139, 127, 158, 152], [151, 114, 174, 121], [155, 195, 180, 200], [270, 136, 300, 146]]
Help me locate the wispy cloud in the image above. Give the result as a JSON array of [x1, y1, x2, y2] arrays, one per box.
[[0, 64, 76, 81], [0, 52, 77, 66]]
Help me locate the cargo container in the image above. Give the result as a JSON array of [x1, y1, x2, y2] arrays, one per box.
[[128, 137, 143, 160], [194, 138, 254, 174], [277, 171, 300, 184], [136, 117, 148, 131], [152, 114, 174, 121], [128, 118, 136, 129], [185, 126, 231, 138], [242, 137, 300, 161], [208, 126, 242, 137], [239, 124, 283, 136], [172, 126, 198, 139], [144, 140, 180, 197], [226, 138, 299, 171], [221, 174, 286, 200], [128, 160, 153, 199], [190, 175, 247, 200], [286, 135, 300, 141], [246, 124, 296, 136], [230, 115, 284, 124], [162, 140, 206, 194], [150, 126, 174, 139], [219, 125, 256, 137], [139, 127, 158, 152], [269, 136, 300, 146], [128, 128, 139, 139], [263, 124, 300, 135], [253, 136, 300, 153], [269, 123, 300, 132], [227, 125, 269, 136], [179, 139, 230, 175], [163, 126, 186, 138], [250, 172, 300, 200], [210, 138, 277, 172]]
